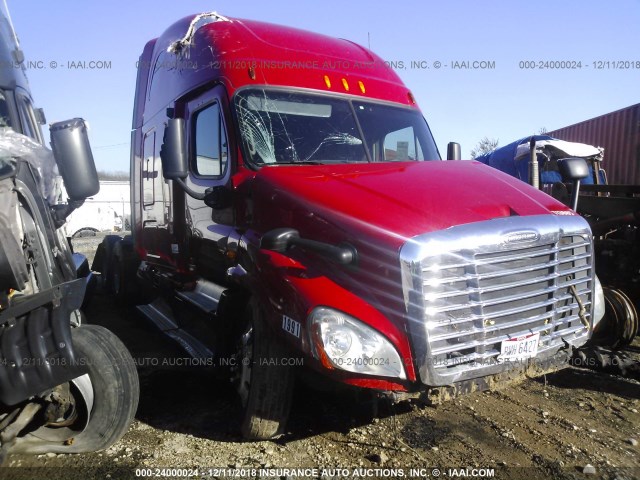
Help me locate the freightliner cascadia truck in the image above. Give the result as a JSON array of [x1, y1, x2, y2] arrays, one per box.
[[98, 12, 605, 439]]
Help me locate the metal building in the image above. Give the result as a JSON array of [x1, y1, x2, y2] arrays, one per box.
[[548, 103, 640, 185]]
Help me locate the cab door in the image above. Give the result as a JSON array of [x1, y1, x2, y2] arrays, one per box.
[[140, 126, 174, 267], [183, 86, 234, 282]]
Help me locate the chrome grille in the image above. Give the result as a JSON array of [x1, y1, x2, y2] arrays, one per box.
[[400, 215, 593, 386]]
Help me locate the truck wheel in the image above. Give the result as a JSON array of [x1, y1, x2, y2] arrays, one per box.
[[593, 287, 639, 349], [235, 300, 294, 440], [71, 227, 99, 238], [13, 325, 139, 454]]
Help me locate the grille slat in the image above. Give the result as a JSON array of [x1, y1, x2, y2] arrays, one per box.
[[431, 318, 589, 356], [423, 266, 589, 302], [431, 309, 556, 341], [423, 260, 559, 286], [428, 285, 558, 314], [424, 271, 557, 300], [423, 289, 592, 329], [422, 246, 560, 271], [423, 257, 585, 286]]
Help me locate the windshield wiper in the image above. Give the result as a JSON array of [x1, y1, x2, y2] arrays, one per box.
[[272, 160, 326, 165]]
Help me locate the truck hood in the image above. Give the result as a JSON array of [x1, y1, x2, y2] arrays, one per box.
[[251, 160, 571, 248]]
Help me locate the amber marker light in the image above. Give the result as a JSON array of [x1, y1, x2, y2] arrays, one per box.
[[324, 75, 331, 88], [341, 78, 349, 91], [358, 81, 366, 93]]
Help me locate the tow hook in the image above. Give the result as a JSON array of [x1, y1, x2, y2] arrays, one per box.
[[569, 284, 590, 330]]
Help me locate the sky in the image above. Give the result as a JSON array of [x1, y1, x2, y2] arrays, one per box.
[[6, 0, 640, 172]]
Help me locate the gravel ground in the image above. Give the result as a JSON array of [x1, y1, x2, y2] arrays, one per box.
[[3, 233, 639, 480]]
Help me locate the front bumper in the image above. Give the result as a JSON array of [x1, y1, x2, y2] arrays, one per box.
[[403, 343, 575, 405]]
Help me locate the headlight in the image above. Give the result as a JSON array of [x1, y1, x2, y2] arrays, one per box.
[[308, 307, 406, 379], [593, 275, 605, 331]]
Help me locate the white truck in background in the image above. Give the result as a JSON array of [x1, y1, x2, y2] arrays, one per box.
[[62, 180, 130, 237]]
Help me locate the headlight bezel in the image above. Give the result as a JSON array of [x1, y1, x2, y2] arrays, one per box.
[[308, 306, 407, 380]]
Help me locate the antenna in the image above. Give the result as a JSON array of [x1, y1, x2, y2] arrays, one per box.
[[367, 32, 371, 50]]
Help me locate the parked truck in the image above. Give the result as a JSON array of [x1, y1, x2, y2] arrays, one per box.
[[99, 12, 605, 439], [476, 135, 638, 347], [0, 5, 138, 460]]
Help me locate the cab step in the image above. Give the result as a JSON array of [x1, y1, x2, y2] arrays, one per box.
[[136, 298, 214, 360], [175, 279, 226, 315]]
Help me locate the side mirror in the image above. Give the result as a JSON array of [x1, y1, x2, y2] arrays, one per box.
[[261, 228, 357, 265], [49, 118, 99, 201], [160, 118, 188, 180], [557, 157, 589, 211], [447, 142, 461, 160], [35, 108, 47, 125], [557, 157, 589, 182]]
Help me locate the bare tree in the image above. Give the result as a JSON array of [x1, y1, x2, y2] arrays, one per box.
[[470, 137, 499, 158], [537, 127, 548, 135]]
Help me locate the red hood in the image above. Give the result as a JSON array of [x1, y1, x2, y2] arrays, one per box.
[[247, 161, 576, 348], [251, 161, 572, 247]]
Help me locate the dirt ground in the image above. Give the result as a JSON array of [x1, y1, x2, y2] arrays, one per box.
[[3, 234, 639, 480]]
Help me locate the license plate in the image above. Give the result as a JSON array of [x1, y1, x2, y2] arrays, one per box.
[[499, 332, 540, 362]]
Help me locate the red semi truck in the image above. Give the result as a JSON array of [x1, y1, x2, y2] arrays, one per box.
[[99, 12, 604, 439]]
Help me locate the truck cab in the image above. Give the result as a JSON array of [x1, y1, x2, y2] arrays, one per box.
[[0, 13, 44, 144], [0, 6, 138, 460], [118, 12, 601, 439]]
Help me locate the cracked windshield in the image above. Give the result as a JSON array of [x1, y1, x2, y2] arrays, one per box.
[[235, 89, 440, 165]]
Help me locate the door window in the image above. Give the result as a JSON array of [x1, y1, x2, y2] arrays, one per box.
[[193, 102, 227, 177], [0, 91, 12, 128], [16, 95, 41, 142]]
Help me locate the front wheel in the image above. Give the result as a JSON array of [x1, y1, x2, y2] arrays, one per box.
[[13, 325, 139, 454], [235, 300, 294, 440]]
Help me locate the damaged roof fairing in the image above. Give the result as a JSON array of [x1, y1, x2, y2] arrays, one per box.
[[167, 11, 230, 55], [514, 138, 603, 162], [138, 12, 417, 128]]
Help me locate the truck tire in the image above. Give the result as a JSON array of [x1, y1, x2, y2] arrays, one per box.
[[593, 287, 639, 349], [13, 325, 139, 454], [236, 300, 294, 440]]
